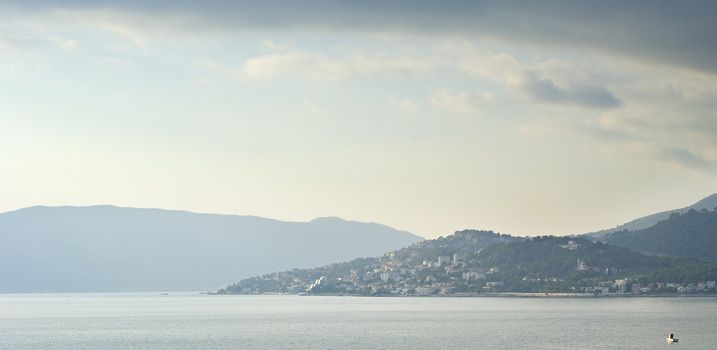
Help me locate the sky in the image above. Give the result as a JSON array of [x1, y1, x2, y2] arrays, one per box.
[[1, 1, 716, 238]]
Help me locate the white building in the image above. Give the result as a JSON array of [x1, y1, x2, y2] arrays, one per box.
[[437, 256, 451, 266], [576, 258, 589, 271], [462, 271, 486, 280], [415, 286, 436, 295], [380, 270, 399, 282], [560, 240, 580, 250]]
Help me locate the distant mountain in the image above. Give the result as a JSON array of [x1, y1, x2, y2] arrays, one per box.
[[0, 206, 423, 292], [604, 209, 717, 261], [224, 230, 717, 295], [585, 193, 717, 240]]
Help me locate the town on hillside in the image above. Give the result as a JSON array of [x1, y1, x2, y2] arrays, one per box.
[[222, 230, 717, 296]]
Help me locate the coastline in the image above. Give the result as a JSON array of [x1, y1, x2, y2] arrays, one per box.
[[213, 291, 717, 298]]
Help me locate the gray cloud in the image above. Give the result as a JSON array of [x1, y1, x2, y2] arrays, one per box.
[[658, 147, 717, 173], [0, 27, 31, 51], [517, 70, 623, 108], [3, 1, 717, 73]]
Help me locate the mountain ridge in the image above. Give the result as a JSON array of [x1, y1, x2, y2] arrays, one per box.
[[584, 193, 717, 240], [0, 205, 423, 292]]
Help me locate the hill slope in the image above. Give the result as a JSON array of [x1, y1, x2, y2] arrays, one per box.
[[585, 193, 717, 240], [476, 236, 715, 292], [0, 205, 422, 292], [224, 231, 717, 295], [605, 209, 717, 261]]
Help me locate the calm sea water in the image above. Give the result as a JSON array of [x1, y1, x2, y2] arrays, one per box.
[[1, 293, 715, 349]]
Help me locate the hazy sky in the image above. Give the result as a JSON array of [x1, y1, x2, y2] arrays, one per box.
[[1, 1, 716, 238]]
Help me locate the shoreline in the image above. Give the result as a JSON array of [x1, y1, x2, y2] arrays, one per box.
[[214, 291, 717, 298]]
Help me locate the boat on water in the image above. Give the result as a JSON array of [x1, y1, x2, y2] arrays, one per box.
[[666, 333, 679, 343]]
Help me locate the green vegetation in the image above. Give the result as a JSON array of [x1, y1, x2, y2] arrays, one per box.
[[222, 230, 717, 296], [476, 236, 717, 292], [605, 209, 717, 261]]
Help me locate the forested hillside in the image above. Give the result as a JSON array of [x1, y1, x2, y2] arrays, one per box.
[[605, 209, 717, 261], [224, 231, 717, 295]]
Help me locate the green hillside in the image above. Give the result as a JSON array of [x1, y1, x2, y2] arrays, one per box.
[[585, 193, 717, 240], [477, 236, 716, 292], [605, 209, 717, 261], [222, 230, 717, 295]]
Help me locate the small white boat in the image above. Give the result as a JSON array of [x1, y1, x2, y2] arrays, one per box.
[[666, 333, 679, 343]]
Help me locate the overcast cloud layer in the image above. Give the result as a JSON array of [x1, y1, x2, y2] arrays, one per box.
[[4, 0, 717, 73]]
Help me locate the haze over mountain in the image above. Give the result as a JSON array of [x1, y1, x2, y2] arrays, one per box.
[[0, 205, 422, 292], [585, 193, 717, 240]]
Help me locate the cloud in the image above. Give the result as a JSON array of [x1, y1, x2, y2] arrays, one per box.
[[243, 48, 434, 80], [244, 50, 345, 80], [453, 46, 623, 109], [656, 147, 717, 173], [458, 50, 520, 83], [54, 38, 79, 50], [300, 99, 321, 113], [2, 1, 716, 73], [554, 109, 717, 174], [0, 27, 29, 51], [4, 1, 716, 177], [390, 97, 417, 112], [512, 70, 622, 109], [429, 89, 492, 114], [522, 113, 717, 174]]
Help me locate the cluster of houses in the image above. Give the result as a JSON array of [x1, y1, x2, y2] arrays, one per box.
[[578, 278, 717, 295], [296, 251, 717, 296], [296, 252, 507, 295], [229, 237, 716, 296]]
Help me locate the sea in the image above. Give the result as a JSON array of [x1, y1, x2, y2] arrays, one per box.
[[1, 293, 715, 349]]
